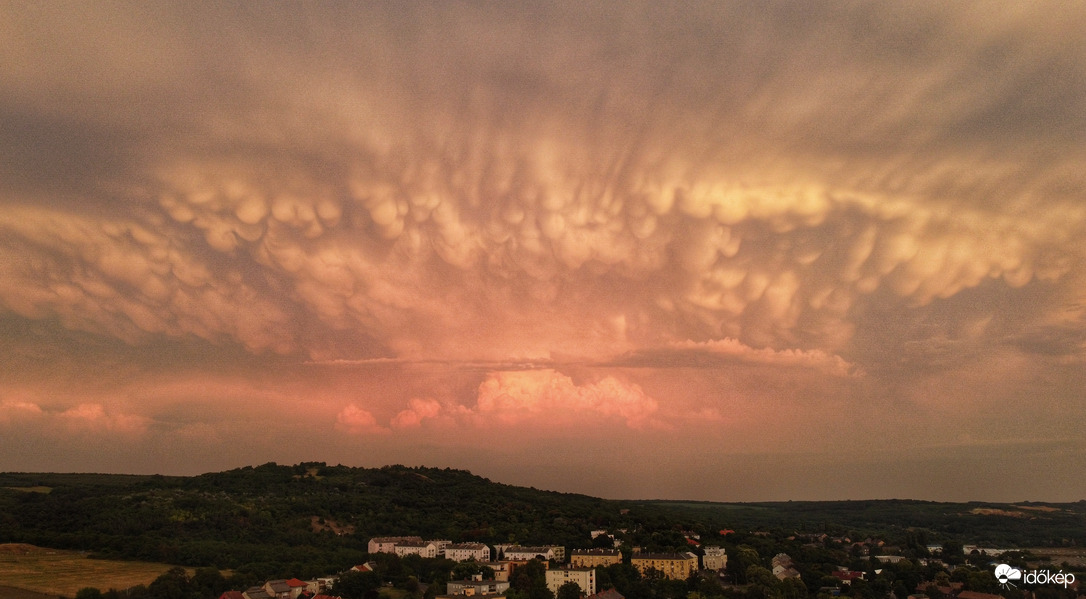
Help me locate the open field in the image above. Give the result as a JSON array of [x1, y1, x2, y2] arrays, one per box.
[[0, 584, 62, 599], [0, 544, 192, 597], [2, 487, 52, 494], [1026, 547, 1086, 567]]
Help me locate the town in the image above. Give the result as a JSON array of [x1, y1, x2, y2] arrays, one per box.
[[105, 530, 1081, 599], [5, 466, 1083, 599]]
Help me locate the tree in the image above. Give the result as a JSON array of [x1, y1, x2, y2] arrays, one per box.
[[730, 546, 762, 585], [513, 559, 555, 599], [557, 581, 583, 599], [75, 589, 104, 599], [147, 567, 190, 599], [747, 566, 783, 599], [453, 560, 496, 581], [334, 570, 383, 599]]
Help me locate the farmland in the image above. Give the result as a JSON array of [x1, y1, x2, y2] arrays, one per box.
[[0, 543, 191, 598]]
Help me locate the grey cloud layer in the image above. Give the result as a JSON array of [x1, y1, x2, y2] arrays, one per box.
[[1, 1, 1084, 368]]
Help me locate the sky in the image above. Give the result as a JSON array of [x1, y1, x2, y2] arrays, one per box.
[[1, 1, 1085, 502]]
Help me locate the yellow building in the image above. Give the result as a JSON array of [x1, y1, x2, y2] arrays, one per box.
[[570, 549, 622, 568], [631, 552, 698, 580]]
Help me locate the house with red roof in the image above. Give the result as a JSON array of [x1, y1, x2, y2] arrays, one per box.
[[831, 570, 865, 583], [285, 579, 309, 598], [957, 592, 1004, 599]]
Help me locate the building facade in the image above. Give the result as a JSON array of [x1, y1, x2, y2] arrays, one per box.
[[445, 543, 492, 562], [631, 553, 698, 581], [702, 547, 727, 571], [369, 536, 423, 554], [396, 541, 440, 559], [546, 568, 597, 596], [500, 546, 556, 561], [570, 549, 622, 569], [446, 580, 511, 595]]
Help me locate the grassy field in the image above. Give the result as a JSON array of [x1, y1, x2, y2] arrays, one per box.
[[0, 544, 192, 597], [1, 486, 52, 494], [0, 584, 62, 599]]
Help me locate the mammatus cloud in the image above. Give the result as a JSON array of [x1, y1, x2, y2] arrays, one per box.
[[2, 2, 1086, 499], [1, 2, 1084, 368]]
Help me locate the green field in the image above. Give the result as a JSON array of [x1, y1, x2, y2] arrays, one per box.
[[0, 544, 193, 597]]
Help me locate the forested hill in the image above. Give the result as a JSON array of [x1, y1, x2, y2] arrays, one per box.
[[0, 463, 636, 574], [1, 463, 1083, 580]]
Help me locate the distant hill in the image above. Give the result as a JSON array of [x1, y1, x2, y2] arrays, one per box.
[[2, 463, 1083, 579], [0, 463, 633, 575]]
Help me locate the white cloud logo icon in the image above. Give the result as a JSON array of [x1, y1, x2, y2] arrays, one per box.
[[995, 564, 1022, 586]]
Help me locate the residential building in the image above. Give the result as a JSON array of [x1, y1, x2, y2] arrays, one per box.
[[445, 542, 492, 562], [630, 553, 698, 580], [957, 592, 1004, 599], [702, 546, 727, 571], [446, 580, 511, 595], [916, 582, 963, 596], [773, 565, 802, 581], [263, 581, 289, 599], [307, 578, 337, 594], [546, 568, 597, 596], [243, 588, 272, 599], [547, 545, 566, 563], [831, 571, 865, 584], [488, 562, 511, 581], [396, 541, 441, 559], [771, 554, 794, 569], [284, 579, 308, 599], [571, 549, 622, 569], [585, 590, 624, 599], [369, 536, 424, 554], [500, 545, 556, 561]]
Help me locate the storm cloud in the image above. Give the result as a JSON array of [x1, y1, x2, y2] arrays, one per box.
[[1, 1, 1084, 500]]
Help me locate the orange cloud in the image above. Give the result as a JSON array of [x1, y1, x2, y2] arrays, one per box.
[[335, 404, 389, 435], [475, 369, 663, 430], [390, 398, 443, 429], [58, 403, 149, 435], [668, 339, 859, 377], [0, 399, 44, 424]]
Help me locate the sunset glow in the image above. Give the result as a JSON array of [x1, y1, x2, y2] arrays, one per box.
[[2, 2, 1084, 501]]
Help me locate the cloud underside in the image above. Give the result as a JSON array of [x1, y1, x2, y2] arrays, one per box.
[[0, 2, 1085, 498], [1, 2, 1084, 369]]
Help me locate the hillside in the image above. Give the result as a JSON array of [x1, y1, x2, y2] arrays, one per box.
[[0, 463, 632, 577], [2, 463, 1084, 581]]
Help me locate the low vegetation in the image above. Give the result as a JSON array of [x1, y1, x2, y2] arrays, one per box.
[[0, 543, 193, 597]]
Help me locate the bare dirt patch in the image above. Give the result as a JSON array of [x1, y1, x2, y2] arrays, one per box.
[[310, 515, 355, 535], [1013, 505, 1061, 513], [969, 508, 1029, 518]]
